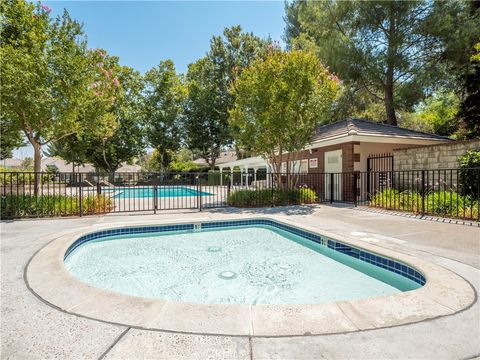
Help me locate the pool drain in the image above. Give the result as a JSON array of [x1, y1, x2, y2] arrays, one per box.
[[218, 271, 237, 280], [207, 246, 222, 253]]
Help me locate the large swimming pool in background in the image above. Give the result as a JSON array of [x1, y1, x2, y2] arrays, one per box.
[[64, 220, 424, 305], [100, 186, 211, 199]]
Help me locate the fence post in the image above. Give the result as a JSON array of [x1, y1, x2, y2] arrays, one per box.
[[421, 170, 425, 216], [353, 172, 358, 207], [271, 172, 275, 207], [330, 173, 334, 204], [477, 168, 480, 222], [197, 174, 202, 212], [153, 174, 158, 214], [79, 173, 83, 217]]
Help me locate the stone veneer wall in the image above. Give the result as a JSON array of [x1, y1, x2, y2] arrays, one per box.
[[393, 140, 480, 171]]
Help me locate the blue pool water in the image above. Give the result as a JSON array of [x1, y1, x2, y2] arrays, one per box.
[[100, 186, 211, 199], [65, 223, 422, 305]]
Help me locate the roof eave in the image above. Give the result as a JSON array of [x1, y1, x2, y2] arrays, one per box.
[[306, 132, 450, 150]]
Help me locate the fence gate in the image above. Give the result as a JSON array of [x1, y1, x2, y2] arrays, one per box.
[[366, 153, 394, 198]]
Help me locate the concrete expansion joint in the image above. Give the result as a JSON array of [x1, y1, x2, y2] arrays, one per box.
[[249, 304, 254, 337], [336, 302, 373, 331], [248, 335, 254, 360], [98, 326, 131, 360]]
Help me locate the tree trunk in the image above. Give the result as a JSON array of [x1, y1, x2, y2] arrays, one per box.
[[32, 141, 42, 196], [385, 4, 398, 126], [208, 148, 216, 170], [274, 147, 283, 187], [159, 150, 165, 173], [384, 82, 397, 126]]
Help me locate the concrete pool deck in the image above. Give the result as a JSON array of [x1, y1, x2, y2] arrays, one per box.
[[1, 204, 479, 359]]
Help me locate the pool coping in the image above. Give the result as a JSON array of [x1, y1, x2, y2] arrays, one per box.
[[25, 216, 475, 337]]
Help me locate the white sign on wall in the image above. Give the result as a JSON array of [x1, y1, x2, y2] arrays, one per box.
[[309, 158, 318, 169]]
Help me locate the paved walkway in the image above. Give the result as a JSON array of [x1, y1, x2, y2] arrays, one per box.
[[1, 205, 479, 359]]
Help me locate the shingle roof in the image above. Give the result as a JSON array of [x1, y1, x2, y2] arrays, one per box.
[[0, 158, 23, 167], [41, 157, 95, 172], [312, 118, 452, 142], [193, 151, 238, 166]]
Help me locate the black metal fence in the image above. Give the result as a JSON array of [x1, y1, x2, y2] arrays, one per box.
[[1, 168, 479, 221], [367, 152, 394, 172], [0, 172, 230, 218]]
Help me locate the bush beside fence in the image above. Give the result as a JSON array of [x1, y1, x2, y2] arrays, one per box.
[[227, 188, 317, 207], [0, 194, 112, 218], [369, 189, 479, 220]]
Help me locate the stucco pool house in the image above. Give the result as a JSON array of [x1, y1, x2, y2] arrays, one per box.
[[218, 118, 450, 187]]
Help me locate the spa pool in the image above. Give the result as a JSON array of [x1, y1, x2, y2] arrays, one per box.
[[64, 219, 424, 305]]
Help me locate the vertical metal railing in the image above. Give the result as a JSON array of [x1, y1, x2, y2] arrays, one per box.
[[0, 169, 478, 221]]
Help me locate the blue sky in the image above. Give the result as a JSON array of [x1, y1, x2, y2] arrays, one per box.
[[45, 1, 286, 74], [15, 1, 286, 158]]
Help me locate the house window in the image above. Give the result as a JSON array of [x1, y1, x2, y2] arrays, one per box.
[[280, 162, 287, 173], [300, 159, 309, 173], [291, 160, 301, 174], [309, 158, 318, 169]]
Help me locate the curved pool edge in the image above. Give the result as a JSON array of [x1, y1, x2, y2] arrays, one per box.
[[25, 216, 476, 337]]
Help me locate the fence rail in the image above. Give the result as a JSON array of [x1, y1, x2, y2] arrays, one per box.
[[1, 168, 479, 221]]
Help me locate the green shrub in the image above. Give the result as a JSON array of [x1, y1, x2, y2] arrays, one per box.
[[0, 169, 65, 185], [458, 150, 480, 197], [0, 194, 113, 218], [0, 170, 35, 185], [298, 187, 318, 204], [207, 171, 223, 186], [227, 188, 318, 207], [169, 161, 199, 172], [370, 189, 419, 211], [370, 188, 478, 219]]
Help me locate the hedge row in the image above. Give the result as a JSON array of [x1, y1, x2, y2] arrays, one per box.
[[1, 194, 113, 218], [226, 188, 317, 207]]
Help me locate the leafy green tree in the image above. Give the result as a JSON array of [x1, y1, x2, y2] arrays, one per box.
[[20, 157, 33, 170], [398, 91, 460, 137], [229, 49, 339, 182], [1, 0, 118, 191], [169, 160, 199, 173], [472, 42, 480, 62], [457, 40, 480, 139], [137, 151, 160, 173], [83, 66, 145, 172], [416, 92, 460, 137], [284, 0, 479, 126], [174, 148, 195, 163], [168, 148, 199, 172], [48, 65, 145, 172], [184, 26, 266, 169], [45, 137, 87, 172], [0, 116, 24, 159], [184, 57, 227, 169], [432, 1, 480, 93], [143, 60, 185, 172]]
